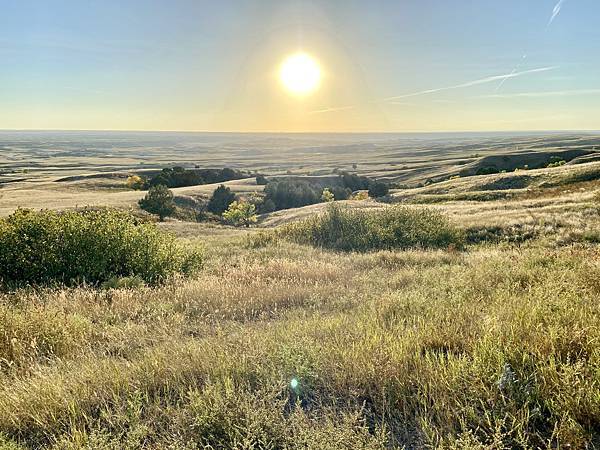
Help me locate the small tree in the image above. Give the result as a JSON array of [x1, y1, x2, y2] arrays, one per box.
[[321, 188, 335, 202], [368, 181, 390, 198], [222, 201, 258, 227], [138, 185, 176, 221], [207, 185, 236, 215], [126, 175, 146, 190]]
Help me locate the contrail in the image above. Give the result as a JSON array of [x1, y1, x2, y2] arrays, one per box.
[[309, 105, 355, 114], [548, 0, 566, 25], [497, 1, 566, 92], [495, 54, 527, 91], [384, 66, 557, 101], [479, 88, 600, 99]]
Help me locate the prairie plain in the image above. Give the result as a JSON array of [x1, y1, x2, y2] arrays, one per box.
[[1, 131, 600, 449]]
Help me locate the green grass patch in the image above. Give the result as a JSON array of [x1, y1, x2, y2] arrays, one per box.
[[281, 204, 464, 251]]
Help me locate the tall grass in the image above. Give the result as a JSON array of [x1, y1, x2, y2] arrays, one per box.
[[282, 203, 464, 251], [1, 239, 599, 448]]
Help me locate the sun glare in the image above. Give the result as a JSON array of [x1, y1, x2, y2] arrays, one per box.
[[279, 53, 321, 96]]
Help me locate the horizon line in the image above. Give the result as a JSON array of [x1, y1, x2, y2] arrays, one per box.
[[1, 128, 600, 135]]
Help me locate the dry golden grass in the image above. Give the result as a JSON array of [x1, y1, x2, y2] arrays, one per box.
[[1, 236, 600, 448], [0, 178, 262, 217]]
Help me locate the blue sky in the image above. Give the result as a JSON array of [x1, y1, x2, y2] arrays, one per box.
[[1, 0, 599, 131]]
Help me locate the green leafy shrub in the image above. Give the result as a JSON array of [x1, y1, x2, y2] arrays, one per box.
[[138, 185, 176, 221], [222, 200, 258, 227], [282, 204, 463, 251], [0, 209, 202, 289], [321, 188, 335, 202], [547, 156, 567, 168]]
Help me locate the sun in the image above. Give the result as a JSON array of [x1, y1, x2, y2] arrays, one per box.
[[279, 53, 321, 96]]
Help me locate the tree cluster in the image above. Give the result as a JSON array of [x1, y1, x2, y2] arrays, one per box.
[[144, 167, 246, 189]]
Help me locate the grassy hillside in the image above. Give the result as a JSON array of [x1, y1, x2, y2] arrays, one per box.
[[1, 233, 600, 448], [2, 134, 600, 448], [2, 133, 600, 217]]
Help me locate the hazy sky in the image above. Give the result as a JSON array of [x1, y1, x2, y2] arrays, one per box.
[[1, 0, 599, 132]]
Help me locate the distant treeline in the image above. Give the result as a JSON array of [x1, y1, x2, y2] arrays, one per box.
[[145, 166, 247, 189]]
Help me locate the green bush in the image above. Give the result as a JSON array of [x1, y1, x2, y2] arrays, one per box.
[[222, 200, 258, 227], [282, 204, 463, 251], [0, 209, 202, 289], [321, 188, 335, 202]]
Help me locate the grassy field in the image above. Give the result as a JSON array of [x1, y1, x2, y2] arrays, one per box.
[[2, 235, 600, 448], [1, 133, 600, 448]]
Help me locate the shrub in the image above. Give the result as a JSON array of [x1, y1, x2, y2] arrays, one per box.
[[207, 185, 236, 215], [351, 191, 369, 201], [138, 185, 176, 221], [0, 209, 202, 289], [368, 181, 390, 198], [222, 201, 258, 227], [321, 188, 335, 202], [126, 175, 146, 190], [547, 160, 566, 168], [282, 204, 464, 251]]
